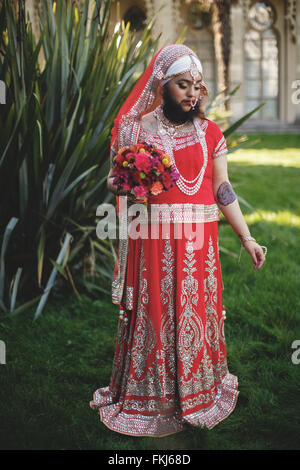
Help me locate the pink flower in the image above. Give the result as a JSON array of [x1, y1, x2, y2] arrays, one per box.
[[150, 181, 163, 196], [135, 153, 151, 172], [133, 185, 147, 198]]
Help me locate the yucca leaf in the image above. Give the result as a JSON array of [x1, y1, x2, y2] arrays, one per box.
[[224, 103, 265, 138], [46, 131, 88, 217], [10, 267, 23, 313], [34, 232, 72, 320], [10, 295, 42, 317], [49, 259, 68, 279], [37, 225, 46, 287], [0, 99, 25, 167], [0, 217, 18, 303]]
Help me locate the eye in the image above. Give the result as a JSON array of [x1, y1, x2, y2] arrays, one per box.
[[178, 83, 201, 90]]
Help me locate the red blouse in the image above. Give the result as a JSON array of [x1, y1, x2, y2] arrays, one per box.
[[139, 118, 228, 207]]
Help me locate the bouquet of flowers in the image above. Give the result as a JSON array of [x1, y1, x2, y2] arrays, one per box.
[[112, 142, 180, 200]]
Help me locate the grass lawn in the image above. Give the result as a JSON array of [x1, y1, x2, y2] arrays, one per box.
[[0, 133, 300, 450]]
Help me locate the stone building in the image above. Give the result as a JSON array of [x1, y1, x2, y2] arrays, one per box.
[[23, 0, 300, 131]]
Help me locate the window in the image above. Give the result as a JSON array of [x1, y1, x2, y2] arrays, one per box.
[[245, 1, 279, 120], [185, 2, 216, 97]]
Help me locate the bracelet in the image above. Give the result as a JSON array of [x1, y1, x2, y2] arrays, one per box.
[[238, 235, 256, 263], [238, 235, 256, 244], [238, 238, 268, 264]]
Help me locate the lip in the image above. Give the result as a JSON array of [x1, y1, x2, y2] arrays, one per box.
[[183, 100, 192, 105]]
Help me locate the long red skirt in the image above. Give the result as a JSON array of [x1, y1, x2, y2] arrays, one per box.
[[90, 221, 239, 436]]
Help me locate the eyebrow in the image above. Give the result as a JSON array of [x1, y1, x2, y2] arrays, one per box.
[[177, 78, 202, 84]]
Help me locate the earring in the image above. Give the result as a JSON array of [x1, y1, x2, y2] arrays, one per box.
[[192, 98, 198, 110]]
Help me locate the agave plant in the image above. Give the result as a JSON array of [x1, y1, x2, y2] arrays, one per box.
[[0, 0, 264, 319], [0, 0, 159, 318]]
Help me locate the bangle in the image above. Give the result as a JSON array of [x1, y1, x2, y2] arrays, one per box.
[[238, 235, 256, 263], [239, 235, 256, 244]]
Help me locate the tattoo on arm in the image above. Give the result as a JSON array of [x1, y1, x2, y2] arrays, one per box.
[[216, 181, 237, 206]]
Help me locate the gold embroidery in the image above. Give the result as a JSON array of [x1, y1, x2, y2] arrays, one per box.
[[204, 236, 219, 352], [126, 237, 176, 398], [131, 243, 156, 379], [160, 236, 176, 380]]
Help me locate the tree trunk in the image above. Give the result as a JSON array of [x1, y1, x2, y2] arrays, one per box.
[[210, 0, 232, 111]]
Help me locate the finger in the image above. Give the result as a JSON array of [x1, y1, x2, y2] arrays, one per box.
[[258, 253, 265, 268], [252, 250, 258, 268], [255, 250, 265, 269]]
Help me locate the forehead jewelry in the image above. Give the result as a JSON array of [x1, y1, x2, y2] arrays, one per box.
[[189, 55, 200, 85]]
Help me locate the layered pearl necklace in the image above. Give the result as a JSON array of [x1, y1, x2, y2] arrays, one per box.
[[154, 105, 208, 196]]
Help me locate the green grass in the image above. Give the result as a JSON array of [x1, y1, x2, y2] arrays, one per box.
[[1, 133, 300, 450]]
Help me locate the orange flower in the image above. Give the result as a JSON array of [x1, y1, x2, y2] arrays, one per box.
[[162, 154, 172, 167], [150, 181, 163, 196], [119, 146, 129, 154]]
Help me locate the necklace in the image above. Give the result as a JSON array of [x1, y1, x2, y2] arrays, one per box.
[[154, 105, 208, 196], [155, 106, 194, 137], [159, 114, 188, 134]]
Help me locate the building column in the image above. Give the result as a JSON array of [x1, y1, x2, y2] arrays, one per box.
[[282, 0, 297, 124], [293, 0, 300, 121], [25, 0, 40, 40], [228, 2, 245, 121], [149, 0, 178, 49]]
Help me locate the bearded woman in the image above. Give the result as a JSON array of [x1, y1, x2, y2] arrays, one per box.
[[90, 44, 266, 437]]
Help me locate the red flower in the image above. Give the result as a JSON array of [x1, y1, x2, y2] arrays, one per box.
[[135, 153, 151, 172], [115, 153, 125, 165], [156, 161, 164, 173], [162, 172, 172, 189], [133, 186, 147, 198], [141, 177, 152, 190], [125, 152, 135, 162], [132, 170, 142, 185]]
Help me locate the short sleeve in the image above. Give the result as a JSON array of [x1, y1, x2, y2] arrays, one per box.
[[212, 125, 228, 159]]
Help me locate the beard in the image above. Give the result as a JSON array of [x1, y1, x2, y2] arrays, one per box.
[[161, 85, 200, 124]]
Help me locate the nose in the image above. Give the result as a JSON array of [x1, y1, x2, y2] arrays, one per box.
[[187, 85, 196, 98]]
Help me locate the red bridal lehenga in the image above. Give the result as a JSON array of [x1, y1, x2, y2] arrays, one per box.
[[90, 44, 239, 437]]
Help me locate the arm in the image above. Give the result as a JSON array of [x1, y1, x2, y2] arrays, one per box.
[[212, 154, 266, 270]]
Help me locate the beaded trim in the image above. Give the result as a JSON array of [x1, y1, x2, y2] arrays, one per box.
[[155, 106, 207, 195], [138, 203, 220, 224], [213, 135, 228, 159]]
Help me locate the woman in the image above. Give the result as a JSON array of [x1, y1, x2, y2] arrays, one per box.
[[90, 44, 266, 437]]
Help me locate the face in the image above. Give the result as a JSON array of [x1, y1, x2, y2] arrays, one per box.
[[160, 71, 203, 123]]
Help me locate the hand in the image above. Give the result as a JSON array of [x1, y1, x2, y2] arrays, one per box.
[[127, 192, 147, 204], [243, 241, 266, 270], [115, 188, 147, 204]]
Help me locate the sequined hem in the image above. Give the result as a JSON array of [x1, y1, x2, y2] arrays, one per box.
[[89, 387, 185, 437], [182, 373, 239, 430], [89, 373, 239, 437]]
